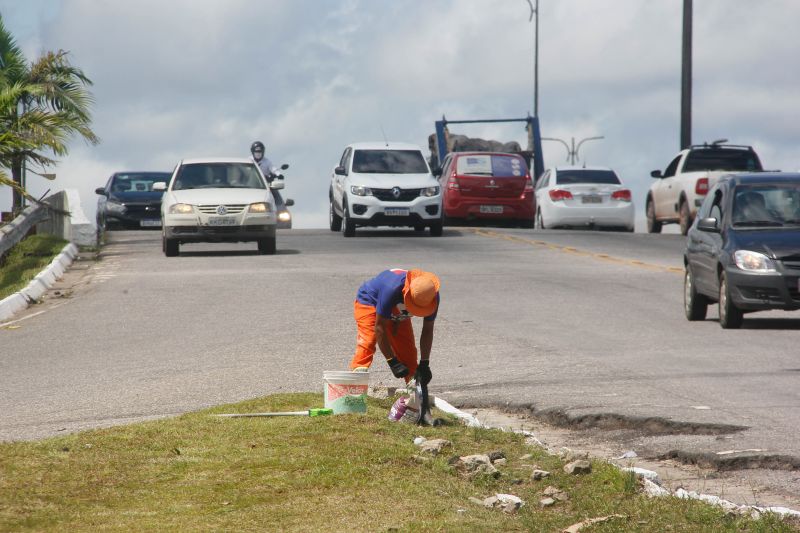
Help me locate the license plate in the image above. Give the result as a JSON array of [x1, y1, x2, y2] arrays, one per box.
[[582, 195, 602, 204], [384, 208, 410, 216], [140, 219, 161, 227], [207, 216, 237, 226], [479, 205, 504, 214]]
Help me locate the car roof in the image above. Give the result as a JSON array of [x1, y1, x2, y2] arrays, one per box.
[[551, 166, 615, 172], [451, 151, 524, 157], [179, 157, 255, 165], [113, 170, 171, 175], [723, 172, 800, 186], [348, 142, 422, 151]]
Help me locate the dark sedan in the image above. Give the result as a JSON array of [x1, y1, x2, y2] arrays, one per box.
[[95, 171, 171, 231], [684, 173, 800, 328]]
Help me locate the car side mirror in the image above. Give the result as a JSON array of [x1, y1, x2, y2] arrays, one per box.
[[95, 187, 108, 196], [281, 163, 289, 170], [270, 180, 285, 190], [152, 182, 167, 192], [334, 166, 347, 176], [285, 199, 295, 207], [697, 217, 720, 233], [650, 170, 663, 178]]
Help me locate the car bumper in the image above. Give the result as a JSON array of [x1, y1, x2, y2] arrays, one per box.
[[545, 203, 635, 229], [725, 267, 800, 311], [444, 196, 534, 220], [346, 194, 441, 227], [104, 213, 162, 228], [163, 211, 276, 243]]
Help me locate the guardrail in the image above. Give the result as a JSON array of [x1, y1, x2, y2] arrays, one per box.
[[0, 189, 95, 259]]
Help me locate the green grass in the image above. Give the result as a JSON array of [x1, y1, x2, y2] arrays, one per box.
[[0, 393, 796, 532], [0, 234, 68, 301]]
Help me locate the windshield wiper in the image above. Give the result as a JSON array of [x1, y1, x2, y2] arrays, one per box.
[[733, 220, 784, 227]]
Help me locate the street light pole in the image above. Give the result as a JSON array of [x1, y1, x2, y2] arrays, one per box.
[[542, 136, 604, 165], [526, 0, 539, 117]]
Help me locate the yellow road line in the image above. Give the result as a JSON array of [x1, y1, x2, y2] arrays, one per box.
[[471, 229, 684, 274]]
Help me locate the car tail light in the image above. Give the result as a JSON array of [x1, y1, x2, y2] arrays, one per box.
[[611, 189, 632, 201], [447, 176, 460, 190], [523, 176, 533, 193], [695, 177, 709, 195], [549, 189, 573, 201]]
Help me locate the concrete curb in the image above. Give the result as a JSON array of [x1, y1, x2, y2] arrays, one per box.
[[431, 396, 800, 520], [0, 243, 78, 323]]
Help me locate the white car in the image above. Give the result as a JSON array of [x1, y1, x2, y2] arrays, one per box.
[[155, 157, 279, 256], [534, 166, 635, 231], [329, 142, 443, 237]]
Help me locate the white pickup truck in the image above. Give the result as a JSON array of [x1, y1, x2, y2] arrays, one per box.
[[646, 142, 763, 235]]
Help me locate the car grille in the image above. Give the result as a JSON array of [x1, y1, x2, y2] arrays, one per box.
[[371, 188, 421, 202], [123, 203, 160, 215], [198, 204, 247, 214]]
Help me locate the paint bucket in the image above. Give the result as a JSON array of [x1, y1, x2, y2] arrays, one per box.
[[323, 371, 369, 414]]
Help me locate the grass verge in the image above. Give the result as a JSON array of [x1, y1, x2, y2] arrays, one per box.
[[0, 393, 796, 532], [0, 234, 68, 301]]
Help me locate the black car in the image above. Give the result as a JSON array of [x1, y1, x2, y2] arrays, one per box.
[[95, 171, 171, 231], [684, 173, 800, 328]]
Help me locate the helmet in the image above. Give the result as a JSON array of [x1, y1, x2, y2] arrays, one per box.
[[250, 141, 265, 158]]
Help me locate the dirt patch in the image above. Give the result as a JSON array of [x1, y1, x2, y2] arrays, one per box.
[[469, 407, 800, 511]]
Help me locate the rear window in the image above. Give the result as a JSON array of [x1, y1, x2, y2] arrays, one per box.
[[684, 149, 762, 172], [352, 150, 429, 174], [456, 155, 527, 177], [556, 169, 620, 185], [173, 163, 265, 190], [110, 172, 171, 193]]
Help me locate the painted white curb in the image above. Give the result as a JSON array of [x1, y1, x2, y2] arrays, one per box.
[[432, 396, 800, 520], [0, 243, 78, 323]]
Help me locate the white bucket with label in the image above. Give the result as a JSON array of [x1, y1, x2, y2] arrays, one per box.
[[323, 371, 369, 414]]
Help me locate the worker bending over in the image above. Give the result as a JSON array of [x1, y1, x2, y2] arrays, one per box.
[[350, 269, 440, 387]]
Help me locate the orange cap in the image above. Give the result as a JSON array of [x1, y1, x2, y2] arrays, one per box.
[[403, 270, 440, 317]]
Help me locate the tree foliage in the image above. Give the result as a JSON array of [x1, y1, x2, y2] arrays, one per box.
[[0, 14, 99, 213]]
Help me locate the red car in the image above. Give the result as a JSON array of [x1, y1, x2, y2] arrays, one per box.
[[436, 152, 535, 227]]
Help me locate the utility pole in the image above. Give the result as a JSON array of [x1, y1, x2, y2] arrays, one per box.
[[526, 0, 539, 117], [680, 0, 693, 149]]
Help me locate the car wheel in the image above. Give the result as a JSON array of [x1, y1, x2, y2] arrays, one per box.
[[684, 266, 708, 321], [718, 272, 743, 329], [329, 200, 342, 232], [679, 200, 692, 235], [164, 237, 179, 257], [258, 236, 276, 255], [646, 199, 662, 233], [429, 220, 443, 237], [535, 208, 545, 229], [342, 203, 356, 237]]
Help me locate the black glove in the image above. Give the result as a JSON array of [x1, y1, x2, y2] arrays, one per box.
[[387, 357, 409, 379], [415, 360, 432, 386]]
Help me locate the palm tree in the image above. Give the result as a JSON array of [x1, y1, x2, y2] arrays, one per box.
[[0, 15, 99, 213]]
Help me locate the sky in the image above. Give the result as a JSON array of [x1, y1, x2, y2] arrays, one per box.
[[1, 0, 799, 230]]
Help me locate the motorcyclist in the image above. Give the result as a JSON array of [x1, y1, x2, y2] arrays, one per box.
[[250, 141, 281, 183]]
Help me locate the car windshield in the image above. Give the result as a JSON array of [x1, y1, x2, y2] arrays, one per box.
[[110, 173, 171, 193], [173, 163, 265, 190], [732, 184, 800, 227], [352, 149, 428, 174], [556, 170, 620, 185], [456, 155, 527, 177], [684, 149, 762, 172]]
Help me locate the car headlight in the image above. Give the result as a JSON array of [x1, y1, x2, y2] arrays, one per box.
[[105, 200, 127, 215], [350, 185, 372, 196], [278, 211, 291, 222], [733, 250, 776, 272], [249, 202, 271, 213], [422, 186, 440, 197], [169, 203, 194, 214]]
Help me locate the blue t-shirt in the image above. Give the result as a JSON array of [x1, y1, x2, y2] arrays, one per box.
[[356, 269, 438, 321]]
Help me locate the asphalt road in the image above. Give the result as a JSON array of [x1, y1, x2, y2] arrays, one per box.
[[2, 227, 799, 501]]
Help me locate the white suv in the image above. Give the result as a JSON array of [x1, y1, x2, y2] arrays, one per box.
[[329, 142, 443, 237]]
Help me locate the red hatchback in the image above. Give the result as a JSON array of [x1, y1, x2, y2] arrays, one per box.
[[436, 152, 535, 227]]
